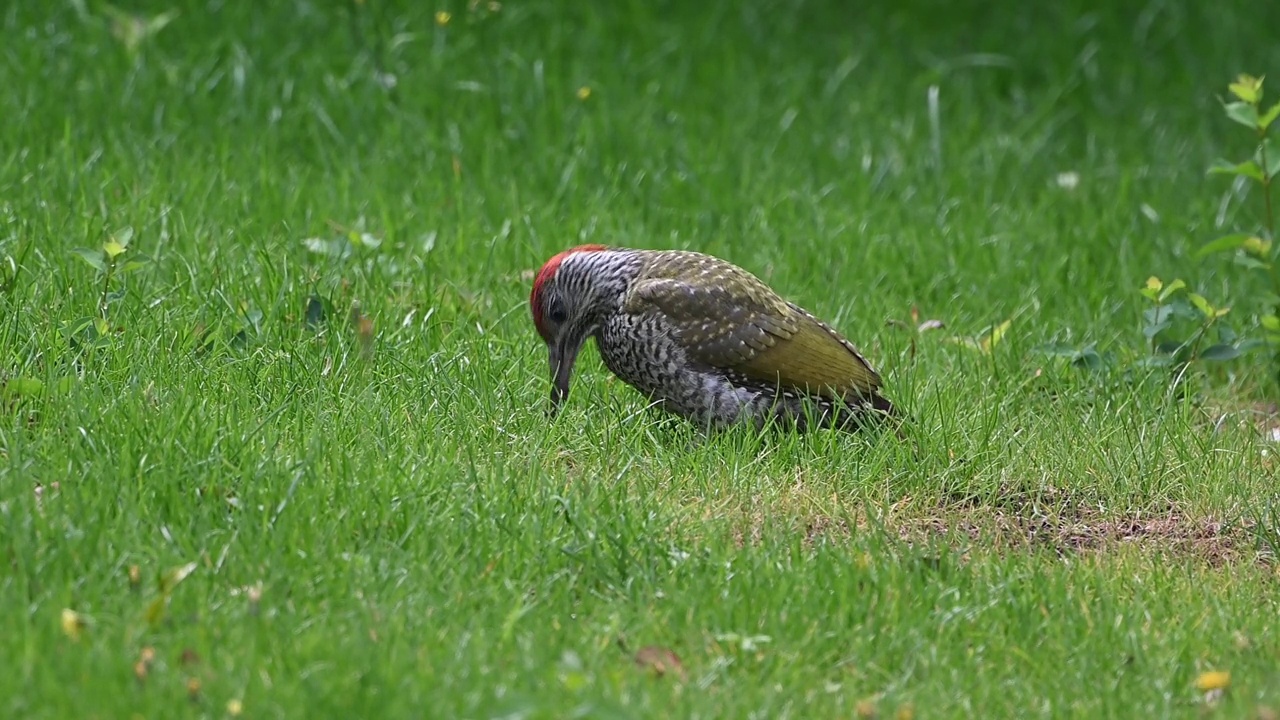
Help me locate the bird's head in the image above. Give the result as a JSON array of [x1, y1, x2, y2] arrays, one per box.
[[529, 244, 612, 414]]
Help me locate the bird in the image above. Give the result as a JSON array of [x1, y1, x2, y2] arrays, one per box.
[[528, 244, 896, 433]]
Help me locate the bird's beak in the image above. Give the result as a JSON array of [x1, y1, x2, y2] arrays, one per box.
[[547, 335, 584, 416]]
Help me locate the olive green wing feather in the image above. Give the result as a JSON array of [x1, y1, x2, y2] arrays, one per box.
[[621, 253, 882, 400]]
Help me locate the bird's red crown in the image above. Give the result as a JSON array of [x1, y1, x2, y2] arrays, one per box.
[[529, 244, 609, 340]]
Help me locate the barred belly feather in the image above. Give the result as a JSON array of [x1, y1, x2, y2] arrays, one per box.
[[597, 313, 873, 431]]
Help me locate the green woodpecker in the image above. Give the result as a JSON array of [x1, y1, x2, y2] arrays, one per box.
[[529, 245, 895, 431]]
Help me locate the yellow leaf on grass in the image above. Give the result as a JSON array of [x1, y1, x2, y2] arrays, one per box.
[[979, 318, 1013, 354], [146, 560, 199, 626], [144, 595, 169, 626], [1195, 670, 1231, 692], [159, 561, 198, 593], [60, 609, 86, 641]]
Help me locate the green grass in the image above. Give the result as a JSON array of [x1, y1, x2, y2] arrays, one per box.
[[5, 0, 1280, 717]]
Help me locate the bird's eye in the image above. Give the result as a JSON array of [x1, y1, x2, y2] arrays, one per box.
[[547, 302, 568, 324]]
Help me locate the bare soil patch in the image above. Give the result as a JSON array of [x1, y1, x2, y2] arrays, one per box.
[[710, 475, 1268, 566], [885, 508, 1253, 566]]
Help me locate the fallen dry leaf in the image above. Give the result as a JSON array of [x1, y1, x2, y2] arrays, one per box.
[[247, 581, 264, 613], [1234, 631, 1251, 650], [60, 609, 86, 642], [352, 309, 375, 357], [634, 645, 686, 681], [134, 646, 156, 682]]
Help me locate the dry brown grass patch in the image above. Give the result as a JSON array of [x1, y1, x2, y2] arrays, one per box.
[[888, 507, 1251, 566]]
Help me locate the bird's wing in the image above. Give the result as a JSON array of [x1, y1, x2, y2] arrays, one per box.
[[621, 255, 882, 400]]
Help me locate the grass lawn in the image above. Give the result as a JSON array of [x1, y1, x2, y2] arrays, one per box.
[[6, 0, 1280, 717]]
